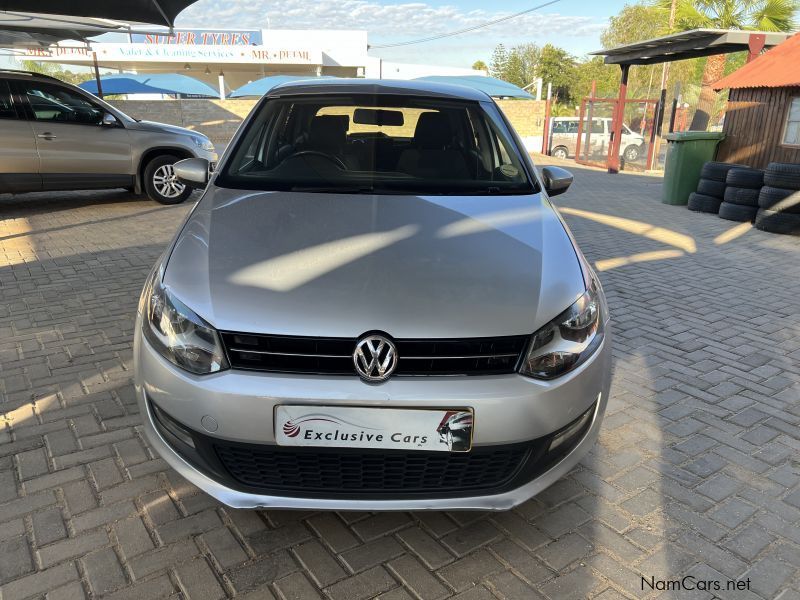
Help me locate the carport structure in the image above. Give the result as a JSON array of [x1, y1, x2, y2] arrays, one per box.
[[0, 2, 199, 96], [591, 28, 793, 173]]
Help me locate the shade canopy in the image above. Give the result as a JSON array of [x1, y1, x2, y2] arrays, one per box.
[[229, 76, 334, 98], [413, 75, 534, 99], [0, 11, 132, 47], [0, 1, 198, 27], [79, 73, 218, 97], [591, 28, 793, 66]]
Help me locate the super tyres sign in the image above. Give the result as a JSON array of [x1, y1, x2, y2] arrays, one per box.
[[130, 30, 263, 45]]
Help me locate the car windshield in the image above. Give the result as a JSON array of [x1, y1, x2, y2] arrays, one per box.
[[218, 94, 535, 195]]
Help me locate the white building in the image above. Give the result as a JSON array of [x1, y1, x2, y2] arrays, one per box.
[[17, 28, 483, 96]]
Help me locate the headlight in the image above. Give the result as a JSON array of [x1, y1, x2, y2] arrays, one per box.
[[190, 135, 215, 152], [140, 270, 228, 375], [519, 276, 604, 380]]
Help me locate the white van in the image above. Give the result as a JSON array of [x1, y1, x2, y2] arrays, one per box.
[[549, 117, 646, 162]]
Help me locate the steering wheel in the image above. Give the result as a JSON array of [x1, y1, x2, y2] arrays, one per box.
[[288, 150, 347, 170]]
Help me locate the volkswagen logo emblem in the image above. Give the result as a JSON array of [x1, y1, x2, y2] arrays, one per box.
[[353, 334, 398, 383]]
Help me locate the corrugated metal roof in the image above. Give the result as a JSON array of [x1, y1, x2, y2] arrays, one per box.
[[713, 33, 800, 90]]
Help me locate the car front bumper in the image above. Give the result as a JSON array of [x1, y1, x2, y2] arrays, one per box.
[[134, 320, 612, 511]]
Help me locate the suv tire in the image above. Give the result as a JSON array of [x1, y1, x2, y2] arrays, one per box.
[[688, 192, 722, 213], [696, 178, 726, 198], [144, 155, 192, 205], [755, 208, 800, 235], [551, 146, 569, 160], [723, 186, 760, 206], [725, 168, 763, 189], [764, 162, 800, 190], [718, 202, 757, 222], [758, 186, 800, 212], [700, 161, 748, 182]]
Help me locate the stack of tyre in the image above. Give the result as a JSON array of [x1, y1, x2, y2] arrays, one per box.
[[755, 163, 800, 235], [718, 167, 764, 222], [688, 162, 746, 213]]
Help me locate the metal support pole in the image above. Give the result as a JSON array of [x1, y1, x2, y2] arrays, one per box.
[[608, 64, 629, 174], [540, 83, 553, 155], [668, 82, 681, 133], [92, 51, 103, 99], [218, 72, 225, 101]]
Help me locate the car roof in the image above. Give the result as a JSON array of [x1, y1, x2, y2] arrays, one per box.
[[0, 69, 61, 82], [266, 78, 492, 102]]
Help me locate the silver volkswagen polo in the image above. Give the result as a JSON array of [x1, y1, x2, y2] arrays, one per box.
[[133, 79, 612, 511]]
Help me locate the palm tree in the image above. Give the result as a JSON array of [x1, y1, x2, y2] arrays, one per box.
[[659, 0, 799, 130]]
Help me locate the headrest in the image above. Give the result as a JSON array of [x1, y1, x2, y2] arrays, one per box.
[[414, 112, 452, 149], [309, 115, 348, 150]]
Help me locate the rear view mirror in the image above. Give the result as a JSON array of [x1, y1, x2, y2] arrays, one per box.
[[353, 108, 404, 126], [541, 166, 573, 197], [174, 158, 210, 189], [101, 112, 118, 127]]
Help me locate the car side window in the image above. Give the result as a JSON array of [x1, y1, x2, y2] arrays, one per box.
[[21, 82, 105, 125], [0, 80, 17, 120]]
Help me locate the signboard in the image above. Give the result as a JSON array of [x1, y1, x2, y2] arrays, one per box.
[[22, 43, 321, 65], [130, 29, 263, 46]]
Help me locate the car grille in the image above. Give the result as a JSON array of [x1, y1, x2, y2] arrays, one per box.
[[220, 332, 528, 376], [213, 444, 531, 493]]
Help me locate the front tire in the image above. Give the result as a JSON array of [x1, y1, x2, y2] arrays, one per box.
[[144, 155, 192, 205], [623, 145, 640, 162], [552, 146, 568, 159]]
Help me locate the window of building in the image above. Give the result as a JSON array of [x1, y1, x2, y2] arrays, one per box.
[[783, 96, 800, 146]]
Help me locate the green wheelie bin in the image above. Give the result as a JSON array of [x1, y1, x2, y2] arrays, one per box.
[[661, 131, 725, 205]]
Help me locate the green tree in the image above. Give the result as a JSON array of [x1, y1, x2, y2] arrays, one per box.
[[506, 43, 540, 88], [536, 44, 576, 104], [472, 60, 488, 73], [20, 60, 95, 86], [658, 0, 800, 130], [489, 44, 508, 79]]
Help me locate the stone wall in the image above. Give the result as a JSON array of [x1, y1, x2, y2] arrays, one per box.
[[109, 98, 547, 150], [109, 99, 258, 145]]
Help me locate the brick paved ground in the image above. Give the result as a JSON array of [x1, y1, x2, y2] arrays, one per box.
[[1, 166, 799, 600]]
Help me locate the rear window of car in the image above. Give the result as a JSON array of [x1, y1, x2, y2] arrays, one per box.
[[217, 94, 534, 196]]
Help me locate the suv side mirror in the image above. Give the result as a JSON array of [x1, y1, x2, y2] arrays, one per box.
[[541, 166, 573, 197], [101, 112, 118, 127], [174, 158, 210, 189]]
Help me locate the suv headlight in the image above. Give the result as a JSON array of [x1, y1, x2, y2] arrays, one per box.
[[190, 135, 215, 152], [519, 276, 604, 380], [140, 270, 228, 375]]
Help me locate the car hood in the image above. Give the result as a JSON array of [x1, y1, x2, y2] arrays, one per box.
[[127, 120, 200, 138], [163, 186, 585, 338]]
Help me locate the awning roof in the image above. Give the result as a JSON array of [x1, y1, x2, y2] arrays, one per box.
[[229, 76, 334, 98], [713, 33, 800, 90], [0, 11, 132, 47], [413, 75, 534, 99], [79, 73, 218, 97], [0, 1, 198, 27], [591, 28, 793, 66]]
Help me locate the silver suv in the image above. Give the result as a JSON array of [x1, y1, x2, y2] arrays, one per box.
[[0, 70, 217, 204], [134, 79, 612, 511]]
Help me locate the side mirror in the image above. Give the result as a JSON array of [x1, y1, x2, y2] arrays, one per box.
[[541, 166, 573, 197], [101, 112, 118, 127], [174, 157, 210, 189]]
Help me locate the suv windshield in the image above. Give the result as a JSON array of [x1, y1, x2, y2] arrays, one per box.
[[218, 94, 534, 195]]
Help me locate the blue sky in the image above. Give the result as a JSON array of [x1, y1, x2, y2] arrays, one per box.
[[176, 0, 630, 66]]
